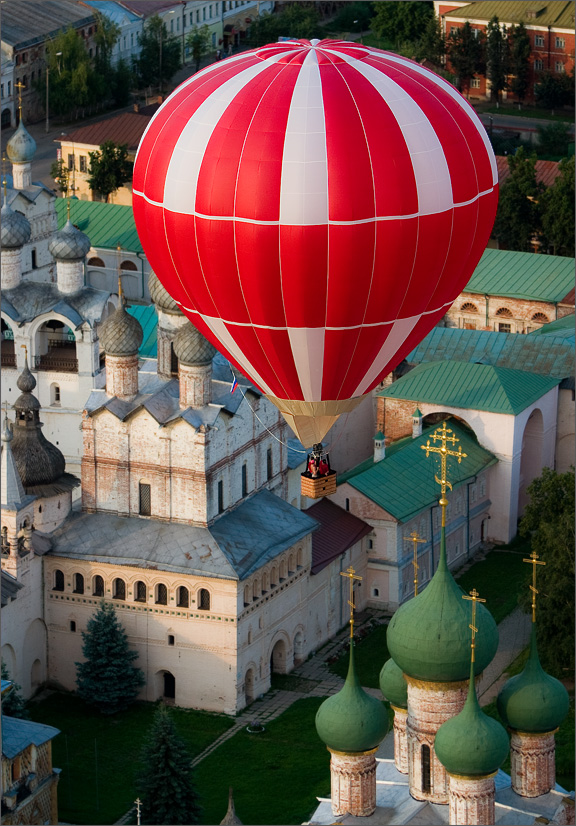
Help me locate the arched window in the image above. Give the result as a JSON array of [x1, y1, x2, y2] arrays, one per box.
[[198, 588, 210, 610], [270, 566, 278, 587], [243, 585, 250, 606], [288, 555, 295, 575], [120, 260, 137, 271], [461, 302, 478, 313], [51, 383, 61, 405], [261, 571, 269, 593], [134, 581, 147, 602], [252, 578, 259, 601], [297, 548, 303, 569], [73, 573, 84, 594], [93, 575, 104, 596], [156, 583, 168, 605], [532, 312, 549, 324], [53, 570, 64, 591], [279, 560, 287, 581], [421, 745, 431, 793], [177, 586, 189, 608], [113, 578, 126, 600], [495, 307, 513, 318], [87, 257, 105, 267]]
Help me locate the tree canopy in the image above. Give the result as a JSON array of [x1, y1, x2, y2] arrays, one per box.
[[370, 1, 433, 48], [540, 155, 575, 256], [246, 3, 322, 46], [492, 147, 543, 252], [486, 16, 509, 103], [75, 600, 145, 714], [87, 141, 132, 203], [137, 705, 202, 825], [535, 70, 574, 112], [509, 22, 531, 104], [186, 25, 212, 73], [447, 21, 485, 95], [1, 661, 29, 719], [135, 14, 181, 91], [519, 467, 575, 678], [413, 13, 445, 66]]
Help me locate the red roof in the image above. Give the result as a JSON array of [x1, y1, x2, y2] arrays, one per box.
[[57, 111, 157, 153], [496, 156, 561, 188], [307, 498, 372, 575]]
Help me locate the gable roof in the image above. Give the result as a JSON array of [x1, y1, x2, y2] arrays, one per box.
[[496, 156, 561, 189], [2, 716, 60, 760], [58, 111, 154, 153], [56, 199, 143, 253], [1, 0, 95, 49], [116, 0, 182, 17], [2, 281, 111, 329], [82, 0, 141, 24], [465, 248, 575, 304], [342, 420, 497, 523], [307, 499, 372, 574], [443, 1, 575, 29], [49, 489, 318, 581], [379, 360, 561, 415], [407, 326, 574, 380]]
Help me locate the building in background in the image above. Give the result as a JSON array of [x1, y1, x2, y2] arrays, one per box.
[[81, 0, 143, 66]]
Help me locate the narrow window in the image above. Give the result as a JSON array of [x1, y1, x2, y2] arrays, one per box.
[[266, 447, 272, 480], [241, 463, 248, 497], [68, 154, 75, 171], [53, 385, 61, 405], [198, 588, 210, 610], [79, 155, 87, 173], [168, 634, 175, 646], [73, 573, 84, 594], [177, 586, 189, 608], [134, 580, 147, 602], [113, 578, 126, 600], [373, 587, 379, 598], [217, 480, 224, 514], [70, 621, 76, 632], [345, 498, 350, 512], [156, 583, 168, 605], [31, 249, 37, 268], [422, 745, 431, 793], [53, 570, 64, 591], [139, 483, 151, 516], [93, 575, 104, 596]]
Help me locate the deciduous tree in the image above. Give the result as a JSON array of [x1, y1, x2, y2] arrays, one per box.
[[135, 14, 181, 92], [371, 1, 433, 48], [492, 147, 543, 251], [87, 141, 132, 203], [137, 706, 202, 825], [75, 601, 144, 714], [186, 25, 211, 73], [1, 661, 29, 719]]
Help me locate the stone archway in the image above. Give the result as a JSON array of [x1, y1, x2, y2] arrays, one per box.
[[518, 408, 544, 515], [244, 668, 255, 704], [270, 639, 287, 675], [163, 671, 175, 701], [31, 659, 43, 693]]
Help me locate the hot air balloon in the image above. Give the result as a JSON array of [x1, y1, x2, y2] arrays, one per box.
[[133, 39, 498, 457]]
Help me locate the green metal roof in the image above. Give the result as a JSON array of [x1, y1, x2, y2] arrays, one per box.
[[56, 199, 143, 253], [379, 360, 561, 415], [342, 420, 497, 523], [127, 304, 158, 357], [446, 1, 575, 29], [528, 313, 575, 344], [408, 326, 574, 379], [465, 248, 575, 303]]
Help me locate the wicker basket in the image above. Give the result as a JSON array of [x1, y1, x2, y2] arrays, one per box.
[[301, 471, 337, 499]]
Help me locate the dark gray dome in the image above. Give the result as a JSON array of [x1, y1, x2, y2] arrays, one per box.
[[1, 202, 32, 249], [6, 119, 36, 164], [173, 322, 216, 366], [16, 358, 36, 393], [99, 299, 143, 356], [148, 272, 183, 315], [49, 218, 91, 261]]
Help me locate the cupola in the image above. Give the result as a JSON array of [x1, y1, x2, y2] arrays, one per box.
[[173, 322, 216, 408], [6, 117, 36, 189], [373, 430, 385, 463], [1, 196, 31, 289], [148, 271, 183, 316], [99, 284, 143, 400], [148, 272, 188, 380], [49, 202, 91, 294], [412, 407, 423, 438]]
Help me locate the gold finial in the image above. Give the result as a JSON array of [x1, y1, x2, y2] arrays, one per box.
[[340, 565, 362, 639], [523, 550, 546, 623], [66, 198, 71, 221], [118, 273, 123, 301], [2, 154, 7, 200], [421, 421, 467, 527], [404, 531, 425, 596], [135, 797, 142, 826], [21, 343, 28, 360], [462, 588, 486, 663], [15, 80, 25, 118]]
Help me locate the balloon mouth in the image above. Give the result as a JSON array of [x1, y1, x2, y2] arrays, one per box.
[[265, 394, 368, 448]]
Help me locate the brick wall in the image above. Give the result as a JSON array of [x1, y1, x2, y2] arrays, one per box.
[[329, 749, 378, 817], [446, 292, 574, 335], [378, 397, 417, 443], [448, 774, 495, 825]]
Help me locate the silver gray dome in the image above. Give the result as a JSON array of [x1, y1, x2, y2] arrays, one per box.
[[99, 299, 143, 357], [1, 202, 31, 249], [148, 272, 183, 315], [6, 119, 36, 164], [49, 218, 91, 261], [173, 322, 216, 367]]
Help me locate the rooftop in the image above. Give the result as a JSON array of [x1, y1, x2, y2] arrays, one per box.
[[2, 281, 111, 330], [339, 419, 497, 523], [464, 248, 575, 304], [2, 715, 60, 760], [407, 326, 574, 379], [1, 0, 95, 49], [442, 1, 575, 29], [379, 360, 561, 415], [55, 199, 143, 253], [83, 0, 141, 24], [127, 304, 158, 357], [49, 489, 318, 581], [1, 570, 23, 608], [115, 0, 184, 17], [58, 111, 154, 153], [307, 498, 372, 575], [496, 155, 561, 189]]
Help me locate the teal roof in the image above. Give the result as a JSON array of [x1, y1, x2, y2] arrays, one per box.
[[340, 419, 497, 523], [465, 248, 574, 304], [379, 361, 561, 415], [529, 314, 575, 345], [445, 1, 575, 30], [379, 658, 407, 710], [408, 326, 574, 380], [55, 199, 143, 253], [127, 304, 158, 357]]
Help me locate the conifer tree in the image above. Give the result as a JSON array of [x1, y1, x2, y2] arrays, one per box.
[[486, 16, 509, 104], [1, 661, 29, 719], [540, 156, 575, 256], [75, 601, 145, 715], [492, 147, 543, 252], [509, 22, 531, 106], [137, 705, 202, 825]]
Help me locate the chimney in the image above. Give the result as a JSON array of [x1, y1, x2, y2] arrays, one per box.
[[373, 431, 385, 463], [412, 407, 423, 439]]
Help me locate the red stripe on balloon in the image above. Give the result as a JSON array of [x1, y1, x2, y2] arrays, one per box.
[[279, 225, 329, 328]]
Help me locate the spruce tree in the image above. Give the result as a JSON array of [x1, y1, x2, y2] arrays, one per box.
[[75, 601, 145, 715], [1, 661, 29, 719], [137, 705, 202, 825], [509, 23, 531, 106], [492, 147, 543, 252], [486, 16, 509, 104]]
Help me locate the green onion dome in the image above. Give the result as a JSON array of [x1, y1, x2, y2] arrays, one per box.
[[6, 118, 36, 164], [387, 530, 498, 683], [316, 641, 388, 753], [435, 661, 509, 777], [497, 625, 569, 733], [379, 658, 407, 709]]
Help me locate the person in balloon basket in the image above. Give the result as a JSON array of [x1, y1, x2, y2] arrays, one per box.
[[308, 456, 320, 478]]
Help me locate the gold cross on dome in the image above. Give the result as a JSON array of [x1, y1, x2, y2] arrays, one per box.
[[523, 550, 546, 623], [462, 588, 486, 662], [340, 566, 362, 639], [404, 531, 425, 595], [421, 421, 467, 524], [14, 80, 25, 116]]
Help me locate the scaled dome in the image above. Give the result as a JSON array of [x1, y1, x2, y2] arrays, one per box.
[[316, 642, 388, 753], [99, 299, 143, 357], [6, 119, 36, 164], [1, 202, 31, 249], [49, 218, 91, 262], [148, 272, 183, 315], [379, 658, 407, 710], [173, 322, 216, 366], [497, 626, 569, 733]]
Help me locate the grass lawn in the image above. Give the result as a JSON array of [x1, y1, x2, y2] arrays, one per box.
[[328, 623, 389, 689], [195, 697, 330, 825], [455, 547, 530, 625], [28, 692, 234, 825]]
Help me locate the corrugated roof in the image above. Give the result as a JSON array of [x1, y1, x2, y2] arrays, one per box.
[[55, 199, 143, 253], [83, 0, 141, 24], [127, 304, 158, 357], [496, 156, 561, 189], [343, 420, 497, 523], [117, 0, 182, 17], [407, 326, 574, 379], [379, 360, 561, 415], [444, 1, 575, 29], [2, 716, 60, 760], [528, 313, 575, 344], [307, 498, 372, 575], [1, 0, 95, 49], [59, 111, 152, 153], [465, 248, 575, 304]]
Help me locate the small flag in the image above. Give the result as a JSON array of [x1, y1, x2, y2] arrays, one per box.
[[230, 376, 238, 394]]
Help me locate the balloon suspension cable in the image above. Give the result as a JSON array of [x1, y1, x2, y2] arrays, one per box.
[[228, 364, 349, 454]]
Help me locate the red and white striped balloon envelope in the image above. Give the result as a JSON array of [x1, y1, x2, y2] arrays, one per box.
[[133, 39, 498, 446]]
